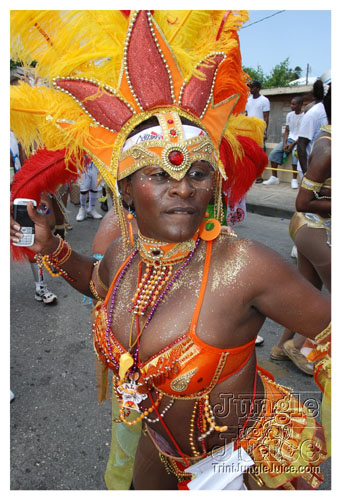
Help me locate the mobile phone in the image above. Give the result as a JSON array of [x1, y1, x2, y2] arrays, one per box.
[[13, 198, 37, 246]]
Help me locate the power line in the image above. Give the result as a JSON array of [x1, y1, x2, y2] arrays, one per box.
[[240, 11, 286, 29]]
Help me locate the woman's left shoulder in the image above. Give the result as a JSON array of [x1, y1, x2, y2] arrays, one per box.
[[212, 231, 254, 258], [213, 232, 282, 263], [214, 229, 254, 248]]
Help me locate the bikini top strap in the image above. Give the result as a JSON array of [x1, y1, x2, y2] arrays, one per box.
[[311, 134, 331, 152], [190, 239, 212, 335], [103, 252, 136, 307], [315, 135, 331, 142]]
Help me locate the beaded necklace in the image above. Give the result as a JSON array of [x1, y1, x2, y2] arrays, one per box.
[[106, 234, 201, 425]]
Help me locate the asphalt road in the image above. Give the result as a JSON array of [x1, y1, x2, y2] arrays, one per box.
[[10, 202, 331, 490]]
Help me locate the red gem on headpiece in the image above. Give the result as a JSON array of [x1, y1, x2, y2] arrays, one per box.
[[167, 119, 174, 124], [168, 150, 184, 166], [170, 129, 177, 136]]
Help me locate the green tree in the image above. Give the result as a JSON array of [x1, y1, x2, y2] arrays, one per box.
[[243, 58, 301, 89], [242, 64, 266, 87], [10, 59, 22, 71], [264, 58, 297, 88]]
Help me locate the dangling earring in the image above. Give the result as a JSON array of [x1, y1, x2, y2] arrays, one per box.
[[199, 209, 221, 241], [127, 206, 135, 246]]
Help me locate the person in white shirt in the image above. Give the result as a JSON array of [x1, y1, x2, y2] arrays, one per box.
[[245, 81, 270, 184], [246, 80, 270, 119], [264, 96, 304, 188], [245, 80, 270, 135], [297, 96, 328, 175]]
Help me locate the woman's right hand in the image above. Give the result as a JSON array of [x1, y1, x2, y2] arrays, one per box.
[[10, 198, 59, 255]]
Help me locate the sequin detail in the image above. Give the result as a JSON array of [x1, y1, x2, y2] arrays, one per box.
[[53, 77, 134, 132], [125, 11, 174, 110]]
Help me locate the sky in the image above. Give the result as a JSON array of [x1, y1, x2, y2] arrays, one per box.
[[239, 10, 331, 79]]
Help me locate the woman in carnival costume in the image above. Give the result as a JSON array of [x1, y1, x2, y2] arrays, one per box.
[[271, 84, 332, 375], [272, 85, 331, 414], [10, 11, 330, 490]]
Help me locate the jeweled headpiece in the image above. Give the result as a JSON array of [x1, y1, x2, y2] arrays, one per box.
[[11, 10, 267, 247]]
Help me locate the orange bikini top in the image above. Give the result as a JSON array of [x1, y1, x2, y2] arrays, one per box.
[[93, 240, 257, 399]]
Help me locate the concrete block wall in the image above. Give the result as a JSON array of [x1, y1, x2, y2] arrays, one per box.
[[263, 143, 297, 183]]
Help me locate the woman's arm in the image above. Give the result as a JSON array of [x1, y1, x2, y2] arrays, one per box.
[[249, 242, 330, 339], [295, 135, 331, 217], [10, 201, 97, 297], [297, 137, 310, 174]]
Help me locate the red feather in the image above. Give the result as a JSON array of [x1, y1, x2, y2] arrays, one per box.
[[220, 136, 268, 208], [11, 148, 79, 203], [10, 148, 80, 261]]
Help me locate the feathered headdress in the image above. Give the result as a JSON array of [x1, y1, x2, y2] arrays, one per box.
[[10, 10, 267, 245]]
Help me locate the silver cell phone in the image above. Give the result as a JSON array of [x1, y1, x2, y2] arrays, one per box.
[[13, 198, 37, 247]]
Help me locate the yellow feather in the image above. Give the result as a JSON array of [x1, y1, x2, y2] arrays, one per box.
[[227, 114, 266, 147], [224, 114, 266, 162], [11, 10, 129, 86], [153, 10, 248, 80], [11, 82, 93, 160], [153, 10, 213, 79]]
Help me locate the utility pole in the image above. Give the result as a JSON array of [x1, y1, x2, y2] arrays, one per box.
[[306, 63, 310, 85]]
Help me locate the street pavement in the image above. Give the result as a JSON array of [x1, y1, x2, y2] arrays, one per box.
[[246, 180, 297, 219], [10, 187, 331, 490]]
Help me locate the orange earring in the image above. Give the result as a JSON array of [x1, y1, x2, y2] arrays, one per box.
[[127, 209, 135, 246], [199, 218, 221, 241], [204, 211, 209, 218]]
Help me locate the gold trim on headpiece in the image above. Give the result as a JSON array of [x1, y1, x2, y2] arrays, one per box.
[[118, 110, 220, 181]]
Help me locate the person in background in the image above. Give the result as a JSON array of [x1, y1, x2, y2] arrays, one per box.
[[304, 79, 325, 115], [10, 130, 26, 176], [304, 80, 324, 113], [264, 96, 303, 188], [245, 80, 270, 184], [296, 79, 328, 176], [76, 157, 103, 222]]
